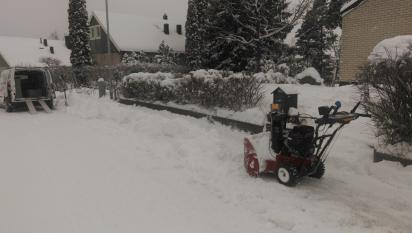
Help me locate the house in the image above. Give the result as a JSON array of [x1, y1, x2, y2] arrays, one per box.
[[339, 0, 412, 83], [87, 11, 186, 65], [0, 36, 71, 72]]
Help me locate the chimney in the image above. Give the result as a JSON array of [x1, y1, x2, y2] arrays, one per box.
[[43, 39, 48, 47], [50, 46, 55, 54], [176, 25, 182, 35], [164, 23, 170, 35]]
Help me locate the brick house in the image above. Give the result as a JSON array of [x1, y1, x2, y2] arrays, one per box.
[[339, 0, 412, 83], [86, 11, 185, 65]]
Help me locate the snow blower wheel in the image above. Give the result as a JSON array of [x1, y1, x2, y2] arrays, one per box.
[[309, 161, 325, 179], [276, 165, 298, 187]]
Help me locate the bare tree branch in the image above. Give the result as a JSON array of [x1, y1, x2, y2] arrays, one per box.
[[217, 0, 313, 45]]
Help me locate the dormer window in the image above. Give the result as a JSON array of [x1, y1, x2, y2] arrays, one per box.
[[176, 25, 182, 35], [90, 25, 101, 40], [164, 23, 170, 35]]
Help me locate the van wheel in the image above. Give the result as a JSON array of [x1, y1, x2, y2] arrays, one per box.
[[46, 99, 54, 109], [5, 98, 13, 112]]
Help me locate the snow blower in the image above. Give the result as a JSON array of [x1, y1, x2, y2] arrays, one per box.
[[244, 88, 370, 187]]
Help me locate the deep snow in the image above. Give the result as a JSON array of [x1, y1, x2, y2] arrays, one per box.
[[0, 86, 411, 233], [369, 35, 412, 61]]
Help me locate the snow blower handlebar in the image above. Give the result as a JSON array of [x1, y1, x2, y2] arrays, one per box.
[[315, 102, 370, 126], [313, 102, 371, 162]]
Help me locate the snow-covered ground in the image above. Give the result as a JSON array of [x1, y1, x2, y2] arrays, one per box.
[[0, 86, 411, 233]]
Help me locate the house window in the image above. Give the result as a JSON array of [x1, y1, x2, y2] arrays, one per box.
[[176, 25, 182, 35], [90, 25, 101, 40]]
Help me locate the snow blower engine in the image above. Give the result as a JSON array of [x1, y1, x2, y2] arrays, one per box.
[[244, 88, 370, 187]]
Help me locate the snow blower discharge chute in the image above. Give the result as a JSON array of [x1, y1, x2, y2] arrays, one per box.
[[244, 88, 370, 187]]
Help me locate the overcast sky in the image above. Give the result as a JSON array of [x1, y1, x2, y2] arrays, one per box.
[[0, 0, 188, 39]]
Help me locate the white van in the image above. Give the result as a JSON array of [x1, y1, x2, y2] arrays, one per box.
[[0, 67, 55, 112]]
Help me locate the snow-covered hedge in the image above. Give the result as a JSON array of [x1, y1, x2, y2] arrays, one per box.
[[47, 63, 190, 88], [121, 70, 263, 111], [253, 70, 296, 84]]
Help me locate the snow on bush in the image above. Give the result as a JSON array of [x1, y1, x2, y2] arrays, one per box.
[[253, 71, 296, 84], [121, 70, 263, 111], [295, 67, 323, 85], [122, 72, 178, 102], [369, 35, 412, 61], [253, 62, 297, 84]]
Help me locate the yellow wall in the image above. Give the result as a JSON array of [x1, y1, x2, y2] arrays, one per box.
[[340, 0, 412, 82]]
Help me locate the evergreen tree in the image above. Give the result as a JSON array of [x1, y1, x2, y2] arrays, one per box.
[[122, 51, 150, 65], [206, 0, 293, 72], [326, 0, 348, 29], [68, 0, 92, 85], [295, 0, 336, 82], [155, 41, 176, 65], [185, 0, 208, 69]]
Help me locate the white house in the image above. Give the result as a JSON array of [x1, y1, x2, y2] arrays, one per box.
[[0, 36, 71, 71]]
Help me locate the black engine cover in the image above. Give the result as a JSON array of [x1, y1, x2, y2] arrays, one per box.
[[287, 126, 315, 157]]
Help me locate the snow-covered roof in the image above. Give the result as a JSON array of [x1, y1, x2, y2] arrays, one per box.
[[369, 35, 412, 61], [0, 36, 71, 67], [91, 11, 185, 53], [341, 0, 366, 15]]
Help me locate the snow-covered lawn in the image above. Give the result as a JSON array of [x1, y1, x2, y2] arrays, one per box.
[[0, 86, 411, 233]]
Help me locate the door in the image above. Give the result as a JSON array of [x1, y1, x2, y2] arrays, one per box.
[[0, 70, 10, 104], [9, 68, 16, 102]]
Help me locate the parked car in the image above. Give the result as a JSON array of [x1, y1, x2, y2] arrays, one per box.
[[0, 67, 56, 112]]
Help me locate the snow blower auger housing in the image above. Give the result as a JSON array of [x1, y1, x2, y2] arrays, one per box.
[[244, 89, 370, 187]]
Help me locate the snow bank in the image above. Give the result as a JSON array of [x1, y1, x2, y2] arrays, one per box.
[[369, 35, 412, 61], [295, 67, 323, 85], [375, 139, 412, 160]]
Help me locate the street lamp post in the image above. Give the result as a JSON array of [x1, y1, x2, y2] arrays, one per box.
[[105, 0, 111, 57]]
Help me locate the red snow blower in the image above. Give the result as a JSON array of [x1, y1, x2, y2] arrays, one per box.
[[244, 88, 370, 187]]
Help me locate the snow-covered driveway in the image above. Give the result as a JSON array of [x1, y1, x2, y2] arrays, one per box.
[[0, 92, 411, 233]]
